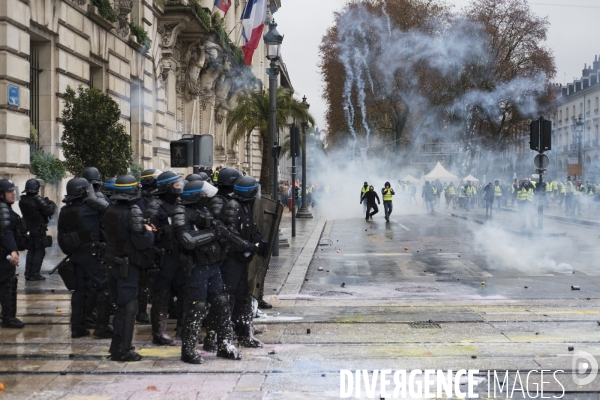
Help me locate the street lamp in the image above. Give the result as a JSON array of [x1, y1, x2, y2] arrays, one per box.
[[297, 96, 313, 219], [572, 115, 584, 167], [264, 20, 284, 255]]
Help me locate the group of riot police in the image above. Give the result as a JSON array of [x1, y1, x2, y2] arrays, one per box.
[[0, 166, 269, 364]]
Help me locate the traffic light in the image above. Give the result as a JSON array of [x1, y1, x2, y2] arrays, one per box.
[[293, 125, 301, 157], [530, 117, 552, 152], [294, 186, 300, 199], [170, 140, 193, 168]]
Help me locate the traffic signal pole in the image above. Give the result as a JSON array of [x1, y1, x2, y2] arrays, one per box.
[[530, 116, 552, 232], [290, 123, 296, 238]]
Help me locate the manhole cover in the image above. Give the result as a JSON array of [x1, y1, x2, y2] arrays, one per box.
[[316, 291, 353, 297], [267, 257, 286, 276], [395, 286, 440, 293], [409, 322, 441, 329]]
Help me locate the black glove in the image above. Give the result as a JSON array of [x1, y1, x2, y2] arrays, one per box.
[[255, 239, 269, 258]]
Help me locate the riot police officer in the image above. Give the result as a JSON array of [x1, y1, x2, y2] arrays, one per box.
[[135, 169, 161, 324], [185, 172, 211, 184], [19, 179, 57, 281], [220, 175, 267, 348], [82, 167, 112, 212], [0, 179, 26, 328], [57, 178, 113, 339], [171, 179, 243, 363], [103, 177, 117, 197], [209, 167, 241, 217], [103, 175, 155, 362], [144, 171, 186, 346]]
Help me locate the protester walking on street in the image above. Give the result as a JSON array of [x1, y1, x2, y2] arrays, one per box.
[[381, 182, 395, 221], [484, 182, 494, 216], [361, 185, 380, 221], [422, 181, 435, 214]]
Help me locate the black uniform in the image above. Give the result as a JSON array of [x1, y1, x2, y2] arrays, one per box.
[[0, 202, 25, 328], [360, 190, 380, 219], [219, 197, 263, 348], [144, 196, 186, 345], [103, 201, 154, 360], [18, 193, 56, 280], [57, 198, 113, 338], [134, 193, 153, 324]]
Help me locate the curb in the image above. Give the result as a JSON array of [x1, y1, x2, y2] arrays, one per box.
[[279, 217, 327, 296]]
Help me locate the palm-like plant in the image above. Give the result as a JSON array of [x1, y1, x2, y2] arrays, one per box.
[[226, 87, 315, 192]]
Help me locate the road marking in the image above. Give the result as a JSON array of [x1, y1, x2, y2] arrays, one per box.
[[396, 260, 427, 277], [343, 253, 413, 257], [449, 260, 493, 277], [391, 219, 410, 230]]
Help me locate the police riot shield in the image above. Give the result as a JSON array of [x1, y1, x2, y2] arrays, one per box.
[[247, 196, 283, 300]]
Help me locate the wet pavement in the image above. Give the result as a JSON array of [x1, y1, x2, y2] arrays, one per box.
[[1, 205, 600, 399]]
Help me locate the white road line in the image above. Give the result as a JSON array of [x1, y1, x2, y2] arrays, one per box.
[[391, 219, 410, 230], [396, 260, 425, 277], [449, 260, 493, 278]]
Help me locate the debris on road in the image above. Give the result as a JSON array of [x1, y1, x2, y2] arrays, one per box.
[[571, 286, 580, 290], [341, 282, 346, 288], [318, 267, 323, 271], [268, 350, 276, 355], [568, 346, 574, 351], [307, 329, 311, 334]]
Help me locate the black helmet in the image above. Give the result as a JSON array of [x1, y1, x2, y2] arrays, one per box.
[[185, 174, 202, 182], [103, 177, 117, 197], [23, 178, 43, 194], [217, 167, 241, 187], [140, 169, 162, 190], [81, 167, 102, 185], [64, 177, 89, 203], [198, 172, 210, 182], [155, 171, 184, 197], [233, 176, 259, 200], [181, 180, 218, 204], [111, 175, 139, 201], [0, 179, 16, 193]]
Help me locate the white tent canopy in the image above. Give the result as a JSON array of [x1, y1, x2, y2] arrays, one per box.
[[462, 174, 479, 183], [423, 162, 458, 181], [400, 175, 420, 183]]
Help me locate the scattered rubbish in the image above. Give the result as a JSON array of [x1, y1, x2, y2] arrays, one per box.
[[457, 279, 459, 281], [568, 346, 574, 351], [305, 279, 308, 281], [417, 251, 419, 253], [268, 350, 276, 355], [535, 332, 539, 335], [404, 247, 409, 251], [60, 371, 67, 376], [370, 225, 373, 228], [336, 250, 341, 253], [147, 386, 158, 391], [524, 286, 528, 289], [341, 283, 346, 288], [587, 298, 591, 300], [51, 289, 55, 293], [458, 255, 461, 257], [365, 229, 367, 232], [0, 383, 4, 391], [68, 354, 75, 359], [56, 308, 62, 313], [318, 267, 323, 271], [307, 329, 311, 334], [321, 374, 326, 377], [597, 321, 600, 326], [571, 286, 580, 290], [326, 270, 329, 272], [471, 355, 477, 359], [481, 282, 485, 286]]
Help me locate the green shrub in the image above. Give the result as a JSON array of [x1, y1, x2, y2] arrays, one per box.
[[129, 164, 143, 181], [190, 0, 211, 29], [30, 150, 67, 185], [92, 0, 118, 23], [129, 22, 151, 47], [29, 123, 38, 146]]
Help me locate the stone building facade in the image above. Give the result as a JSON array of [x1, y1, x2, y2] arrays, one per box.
[[0, 0, 286, 202]]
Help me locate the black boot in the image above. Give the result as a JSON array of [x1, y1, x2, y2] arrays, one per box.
[[233, 296, 263, 348], [181, 301, 207, 364], [71, 306, 90, 338], [0, 279, 23, 329], [211, 294, 242, 359], [93, 290, 114, 339], [84, 286, 97, 329], [110, 300, 142, 362], [150, 287, 175, 346]]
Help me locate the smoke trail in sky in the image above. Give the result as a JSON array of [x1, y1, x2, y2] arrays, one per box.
[[381, 0, 392, 38]]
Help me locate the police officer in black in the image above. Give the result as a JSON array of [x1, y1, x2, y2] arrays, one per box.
[[19, 179, 57, 281], [208, 167, 241, 218], [219, 175, 267, 348], [103, 175, 155, 362], [135, 169, 161, 324], [144, 171, 186, 346], [0, 179, 26, 329], [57, 178, 113, 339], [171, 179, 243, 363]]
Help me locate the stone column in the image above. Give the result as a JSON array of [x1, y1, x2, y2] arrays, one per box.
[[0, 0, 31, 182]]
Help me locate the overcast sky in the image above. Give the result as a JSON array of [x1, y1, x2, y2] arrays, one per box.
[[276, 0, 600, 132]]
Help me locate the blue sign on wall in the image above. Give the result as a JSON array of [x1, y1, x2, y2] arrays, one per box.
[[7, 85, 19, 107]]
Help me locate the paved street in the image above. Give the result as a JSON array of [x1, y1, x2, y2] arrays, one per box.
[[1, 205, 600, 399]]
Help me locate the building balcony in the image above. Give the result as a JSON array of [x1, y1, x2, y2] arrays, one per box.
[[594, 139, 599, 146], [570, 144, 577, 150]]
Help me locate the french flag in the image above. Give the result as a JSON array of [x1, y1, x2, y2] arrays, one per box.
[[214, 0, 231, 14], [241, 0, 267, 66]]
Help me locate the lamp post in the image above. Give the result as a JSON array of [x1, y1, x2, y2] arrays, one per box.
[[296, 96, 313, 219], [572, 115, 584, 176], [264, 20, 283, 256]]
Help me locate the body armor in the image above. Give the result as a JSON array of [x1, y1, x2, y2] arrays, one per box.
[[104, 203, 146, 266], [57, 204, 100, 254], [19, 195, 55, 232]]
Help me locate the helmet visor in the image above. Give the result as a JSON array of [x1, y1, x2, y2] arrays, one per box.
[[201, 182, 218, 198], [171, 178, 185, 194]]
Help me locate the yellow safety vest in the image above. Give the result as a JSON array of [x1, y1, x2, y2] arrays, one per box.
[[546, 183, 553, 193], [517, 187, 528, 201], [526, 188, 534, 202], [465, 186, 473, 196], [382, 188, 393, 201], [361, 186, 369, 195], [552, 181, 558, 190], [560, 184, 566, 194], [458, 186, 466, 197], [494, 185, 502, 197], [448, 186, 456, 195], [432, 186, 438, 195], [212, 170, 219, 182]]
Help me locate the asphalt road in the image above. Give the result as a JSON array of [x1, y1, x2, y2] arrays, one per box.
[[0, 205, 599, 399]]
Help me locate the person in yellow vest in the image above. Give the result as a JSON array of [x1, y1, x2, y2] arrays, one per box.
[[361, 182, 369, 215], [558, 180, 566, 207], [494, 180, 503, 212], [544, 178, 553, 207], [517, 179, 535, 229], [381, 182, 395, 221], [458, 181, 466, 209], [565, 177, 574, 214], [445, 182, 456, 209], [552, 179, 558, 199], [572, 180, 583, 216], [212, 166, 221, 183], [465, 180, 474, 211]]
